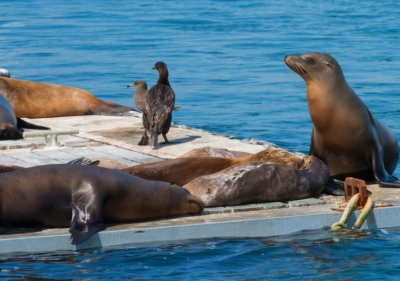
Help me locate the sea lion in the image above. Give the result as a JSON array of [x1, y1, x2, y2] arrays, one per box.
[[0, 93, 49, 140], [284, 52, 400, 194], [122, 148, 305, 186], [184, 156, 329, 207], [139, 62, 175, 148], [178, 146, 252, 158], [0, 77, 133, 118], [0, 164, 204, 244], [0, 69, 10, 78]]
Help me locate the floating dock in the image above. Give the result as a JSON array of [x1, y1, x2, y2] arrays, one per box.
[[0, 112, 399, 254]]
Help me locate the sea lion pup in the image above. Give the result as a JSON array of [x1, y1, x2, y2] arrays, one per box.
[[284, 52, 400, 194], [178, 146, 252, 158], [121, 148, 305, 186], [184, 156, 329, 207], [0, 77, 133, 118], [0, 164, 204, 245], [0, 93, 49, 140], [0, 69, 10, 78], [139, 62, 175, 148]]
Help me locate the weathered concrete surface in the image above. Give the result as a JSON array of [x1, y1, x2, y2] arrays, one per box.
[[21, 114, 269, 158]]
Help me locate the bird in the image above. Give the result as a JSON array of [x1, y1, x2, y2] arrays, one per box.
[[127, 80, 150, 145], [142, 62, 175, 149], [127, 80, 148, 113]]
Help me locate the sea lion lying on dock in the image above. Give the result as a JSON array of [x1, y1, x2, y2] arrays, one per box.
[[121, 148, 305, 186], [0, 164, 204, 244], [0, 93, 49, 140], [178, 146, 252, 158], [0, 77, 133, 118], [184, 156, 329, 207]]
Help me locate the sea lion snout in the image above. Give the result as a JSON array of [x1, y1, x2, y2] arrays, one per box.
[[187, 196, 205, 215]]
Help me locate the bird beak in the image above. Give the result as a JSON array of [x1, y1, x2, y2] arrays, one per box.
[[127, 83, 135, 88], [152, 66, 156, 70]]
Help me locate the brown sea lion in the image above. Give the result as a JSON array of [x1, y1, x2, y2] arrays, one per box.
[[138, 62, 175, 148], [122, 148, 305, 186], [0, 164, 204, 244], [284, 52, 400, 195], [178, 146, 252, 158], [184, 156, 329, 207], [0, 93, 49, 140], [0, 77, 133, 118]]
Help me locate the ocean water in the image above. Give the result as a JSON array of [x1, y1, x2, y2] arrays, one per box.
[[1, 0, 400, 279], [1, 228, 400, 280]]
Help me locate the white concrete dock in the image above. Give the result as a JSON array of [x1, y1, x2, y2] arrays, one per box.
[[0, 112, 398, 254]]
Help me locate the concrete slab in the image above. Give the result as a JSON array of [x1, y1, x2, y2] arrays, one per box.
[[1, 149, 63, 166], [289, 198, 327, 207], [89, 146, 163, 163]]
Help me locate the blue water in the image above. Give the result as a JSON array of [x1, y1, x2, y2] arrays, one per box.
[[1, 228, 400, 280], [1, 0, 400, 279]]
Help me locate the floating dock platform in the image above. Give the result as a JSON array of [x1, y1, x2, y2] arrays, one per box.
[[0, 112, 399, 254]]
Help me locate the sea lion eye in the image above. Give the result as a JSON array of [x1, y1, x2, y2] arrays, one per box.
[[302, 55, 315, 64]]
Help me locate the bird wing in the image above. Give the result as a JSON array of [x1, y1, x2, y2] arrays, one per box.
[[144, 84, 175, 135]]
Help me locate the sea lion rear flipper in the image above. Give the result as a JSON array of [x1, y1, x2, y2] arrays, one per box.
[[16, 118, 50, 130], [372, 149, 400, 188], [69, 199, 105, 245], [324, 179, 345, 196]]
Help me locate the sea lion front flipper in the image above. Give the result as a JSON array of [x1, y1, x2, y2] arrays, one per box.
[[324, 178, 345, 196], [372, 148, 400, 188], [16, 118, 50, 130], [69, 196, 105, 245], [67, 157, 100, 166]]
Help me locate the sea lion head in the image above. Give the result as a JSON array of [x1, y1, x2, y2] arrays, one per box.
[[127, 80, 147, 90], [173, 184, 205, 215], [284, 52, 345, 86]]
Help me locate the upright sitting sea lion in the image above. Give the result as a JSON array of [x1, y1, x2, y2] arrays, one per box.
[[0, 93, 49, 140], [284, 52, 400, 194], [0, 164, 204, 244], [139, 62, 175, 149], [121, 148, 305, 186], [0, 77, 133, 118], [184, 156, 329, 207]]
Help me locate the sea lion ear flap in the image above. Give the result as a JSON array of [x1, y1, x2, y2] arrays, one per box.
[[69, 201, 105, 245], [325, 62, 333, 69]]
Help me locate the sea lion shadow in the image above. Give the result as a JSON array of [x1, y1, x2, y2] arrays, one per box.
[[165, 135, 201, 146]]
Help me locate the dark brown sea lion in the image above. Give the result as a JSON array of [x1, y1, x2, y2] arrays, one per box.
[[138, 62, 175, 148], [0, 164, 204, 244], [184, 156, 329, 207], [0, 77, 133, 118], [284, 52, 400, 194], [0, 93, 49, 140], [178, 146, 252, 158], [122, 148, 305, 186]]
